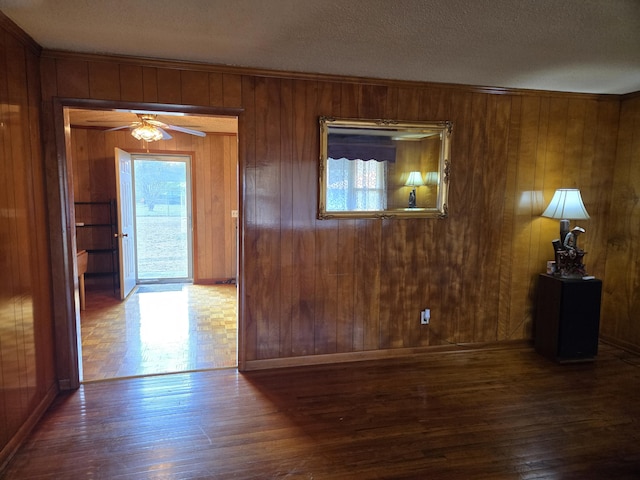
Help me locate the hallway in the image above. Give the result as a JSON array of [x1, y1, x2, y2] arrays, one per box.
[[80, 284, 237, 381]]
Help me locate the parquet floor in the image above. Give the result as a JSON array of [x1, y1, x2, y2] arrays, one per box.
[[3, 344, 639, 479], [80, 283, 237, 381]]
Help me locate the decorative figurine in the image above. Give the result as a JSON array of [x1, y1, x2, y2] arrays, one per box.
[[552, 226, 587, 278], [563, 226, 584, 250]]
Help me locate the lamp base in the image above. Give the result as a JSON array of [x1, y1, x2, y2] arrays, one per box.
[[408, 189, 417, 208], [559, 219, 570, 245]]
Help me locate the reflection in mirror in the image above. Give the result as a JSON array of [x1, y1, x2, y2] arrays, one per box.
[[319, 117, 452, 219]]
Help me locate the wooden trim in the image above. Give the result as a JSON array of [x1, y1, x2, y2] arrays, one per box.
[[236, 112, 246, 372], [621, 90, 640, 101], [0, 382, 57, 471], [243, 340, 532, 371], [55, 97, 243, 118], [600, 335, 640, 356], [194, 278, 236, 285], [51, 98, 81, 391], [0, 11, 42, 54], [42, 49, 622, 101], [190, 151, 200, 282], [123, 148, 196, 156]]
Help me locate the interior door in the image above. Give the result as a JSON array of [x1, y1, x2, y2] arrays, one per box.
[[114, 147, 137, 299]]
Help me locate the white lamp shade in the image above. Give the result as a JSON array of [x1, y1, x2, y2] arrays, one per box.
[[405, 171, 425, 187], [541, 189, 590, 220]]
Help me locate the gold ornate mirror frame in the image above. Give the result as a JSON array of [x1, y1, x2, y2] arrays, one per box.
[[318, 117, 452, 219]]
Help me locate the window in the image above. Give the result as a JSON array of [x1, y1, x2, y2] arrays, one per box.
[[326, 157, 387, 211]]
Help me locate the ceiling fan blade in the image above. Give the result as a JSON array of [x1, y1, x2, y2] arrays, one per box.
[[104, 125, 135, 132], [146, 119, 169, 128], [120, 109, 186, 117], [166, 124, 206, 137], [157, 127, 173, 140]]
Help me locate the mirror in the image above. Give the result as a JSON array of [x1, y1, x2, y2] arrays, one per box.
[[318, 117, 452, 219]]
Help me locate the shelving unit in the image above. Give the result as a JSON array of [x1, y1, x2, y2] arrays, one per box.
[[74, 200, 119, 294]]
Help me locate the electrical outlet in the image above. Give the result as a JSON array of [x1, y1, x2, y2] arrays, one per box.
[[420, 309, 430, 325]]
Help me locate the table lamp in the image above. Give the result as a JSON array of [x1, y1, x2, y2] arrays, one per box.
[[541, 188, 590, 243], [405, 171, 424, 208]]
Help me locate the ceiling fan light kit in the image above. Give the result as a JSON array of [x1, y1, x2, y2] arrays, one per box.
[[131, 124, 164, 142]]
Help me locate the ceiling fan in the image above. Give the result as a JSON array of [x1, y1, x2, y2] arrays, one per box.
[[106, 113, 206, 142]]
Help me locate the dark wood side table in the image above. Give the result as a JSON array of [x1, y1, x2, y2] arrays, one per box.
[[535, 274, 602, 363]]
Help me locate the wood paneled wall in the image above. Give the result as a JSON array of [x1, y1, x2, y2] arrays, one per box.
[[0, 16, 56, 468], [193, 133, 239, 281], [70, 127, 238, 283], [37, 51, 627, 370], [602, 93, 640, 352]]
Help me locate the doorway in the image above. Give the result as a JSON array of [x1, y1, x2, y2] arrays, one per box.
[[132, 154, 193, 283], [61, 103, 241, 383]]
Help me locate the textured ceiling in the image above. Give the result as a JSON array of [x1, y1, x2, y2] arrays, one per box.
[[1, 0, 640, 95]]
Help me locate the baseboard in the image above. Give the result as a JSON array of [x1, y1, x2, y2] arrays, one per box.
[[0, 382, 58, 473], [600, 335, 640, 356], [194, 278, 236, 285], [242, 339, 532, 371]]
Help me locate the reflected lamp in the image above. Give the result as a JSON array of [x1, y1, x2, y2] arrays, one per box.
[[424, 171, 439, 186], [405, 171, 425, 208]]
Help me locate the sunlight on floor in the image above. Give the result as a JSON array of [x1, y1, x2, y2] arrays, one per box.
[[137, 290, 191, 374], [80, 284, 237, 382], [139, 290, 189, 349]]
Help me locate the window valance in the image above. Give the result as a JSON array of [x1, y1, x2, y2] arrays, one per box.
[[327, 134, 396, 162]]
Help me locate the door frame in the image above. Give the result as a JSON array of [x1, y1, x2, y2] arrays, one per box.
[[50, 98, 244, 389]]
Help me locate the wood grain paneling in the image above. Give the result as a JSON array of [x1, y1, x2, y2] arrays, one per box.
[[181, 70, 209, 106], [197, 133, 238, 281], [0, 17, 55, 468], [119, 64, 143, 101], [55, 57, 90, 98], [278, 78, 294, 357], [602, 94, 640, 352], [141, 66, 158, 103], [37, 51, 631, 370], [88, 60, 120, 100], [290, 80, 318, 357]]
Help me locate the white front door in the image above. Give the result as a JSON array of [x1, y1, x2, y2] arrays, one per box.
[[114, 147, 137, 299]]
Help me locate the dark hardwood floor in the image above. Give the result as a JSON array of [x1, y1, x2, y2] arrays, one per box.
[[2, 344, 639, 479]]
